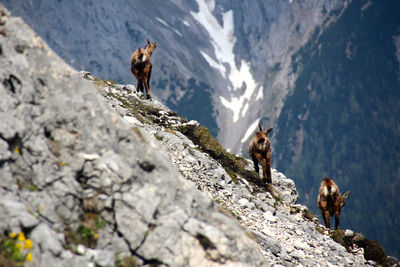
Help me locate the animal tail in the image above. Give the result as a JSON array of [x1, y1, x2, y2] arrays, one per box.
[[132, 48, 147, 64], [137, 48, 147, 63]]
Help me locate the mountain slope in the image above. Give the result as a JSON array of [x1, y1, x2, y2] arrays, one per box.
[[2, 5, 400, 266], [1, 0, 349, 153], [273, 0, 400, 258], [3, 0, 400, 261], [0, 6, 265, 266]]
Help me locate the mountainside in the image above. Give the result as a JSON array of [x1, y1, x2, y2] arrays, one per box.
[[2, 5, 400, 266], [3, 0, 400, 262], [273, 0, 400, 259], [1, 0, 349, 153]]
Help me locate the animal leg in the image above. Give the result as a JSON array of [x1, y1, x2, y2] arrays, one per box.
[[322, 210, 330, 229], [334, 212, 340, 229], [251, 153, 260, 174], [265, 154, 272, 183], [136, 76, 143, 94], [261, 158, 268, 184], [144, 68, 152, 100]]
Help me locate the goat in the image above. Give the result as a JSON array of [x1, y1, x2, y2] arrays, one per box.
[[249, 124, 273, 184], [317, 177, 350, 229], [131, 38, 157, 100]]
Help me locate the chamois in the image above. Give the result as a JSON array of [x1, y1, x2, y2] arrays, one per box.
[[249, 124, 273, 184], [317, 177, 350, 229], [131, 38, 157, 100]]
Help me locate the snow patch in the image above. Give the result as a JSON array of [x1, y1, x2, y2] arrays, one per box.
[[241, 118, 261, 143], [200, 51, 225, 74], [191, 0, 263, 123], [156, 17, 182, 37], [182, 20, 190, 27]]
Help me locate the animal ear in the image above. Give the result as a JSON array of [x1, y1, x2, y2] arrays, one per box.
[[154, 41, 158, 48], [265, 128, 273, 136], [341, 191, 350, 207], [258, 123, 263, 132], [147, 37, 151, 45]]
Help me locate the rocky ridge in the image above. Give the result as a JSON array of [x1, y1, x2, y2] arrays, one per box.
[[90, 73, 381, 266]]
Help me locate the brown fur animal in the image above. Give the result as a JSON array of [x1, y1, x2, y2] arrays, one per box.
[[249, 124, 273, 184], [131, 38, 157, 99], [317, 177, 350, 229]]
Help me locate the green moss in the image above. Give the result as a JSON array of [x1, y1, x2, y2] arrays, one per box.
[[302, 209, 316, 221], [115, 253, 141, 267], [64, 214, 104, 249], [65, 225, 97, 249], [331, 229, 346, 247], [178, 124, 263, 188], [154, 133, 164, 141], [108, 92, 131, 110]]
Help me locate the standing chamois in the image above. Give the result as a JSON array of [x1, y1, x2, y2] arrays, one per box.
[[317, 177, 350, 229], [249, 124, 273, 184], [131, 38, 157, 100]]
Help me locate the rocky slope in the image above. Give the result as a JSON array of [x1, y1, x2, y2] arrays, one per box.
[[86, 72, 400, 266], [0, 7, 264, 266], [1, 4, 399, 267]]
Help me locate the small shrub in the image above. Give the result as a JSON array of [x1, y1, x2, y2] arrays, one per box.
[[65, 214, 104, 249], [302, 209, 316, 221], [0, 232, 34, 266], [115, 252, 141, 267], [331, 229, 346, 247]]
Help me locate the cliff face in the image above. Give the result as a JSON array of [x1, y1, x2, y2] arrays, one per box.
[[1, 6, 398, 266]]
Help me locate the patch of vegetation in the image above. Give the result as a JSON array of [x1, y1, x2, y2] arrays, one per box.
[[115, 252, 141, 267], [0, 232, 34, 266], [64, 213, 105, 249], [331, 229, 346, 247], [178, 124, 266, 190], [154, 133, 164, 141], [326, 229, 391, 266], [108, 92, 131, 110], [302, 209, 316, 222], [86, 73, 117, 88]]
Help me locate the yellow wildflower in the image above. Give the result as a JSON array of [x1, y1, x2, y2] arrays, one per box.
[[9, 232, 17, 238], [18, 232, 25, 242], [24, 239, 33, 249], [16, 243, 22, 251], [14, 147, 20, 154], [26, 252, 33, 262]]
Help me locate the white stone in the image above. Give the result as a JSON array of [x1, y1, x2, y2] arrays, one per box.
[[264, 211, 277, 222], [76, 244, 86, 255], [344, 229, 354, 237], [238, 198, 249, 208]]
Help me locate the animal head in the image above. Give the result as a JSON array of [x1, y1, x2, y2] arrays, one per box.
[[340, 191, 350, 209], [144, 37, 157, 56], [254, 124, 272, 151]]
